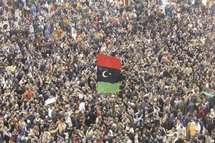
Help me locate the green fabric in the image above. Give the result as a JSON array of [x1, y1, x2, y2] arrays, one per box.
[[202, 92, 215, 97], [97, 82, 120, 93]]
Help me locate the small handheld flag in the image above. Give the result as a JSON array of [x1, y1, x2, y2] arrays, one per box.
[[96, 54, 121, 94]]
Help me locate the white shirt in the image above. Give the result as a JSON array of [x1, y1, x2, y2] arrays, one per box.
[[48, 108, 53, 118], [79, 102, 86, 112]]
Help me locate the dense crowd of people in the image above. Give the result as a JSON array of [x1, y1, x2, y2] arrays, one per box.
[[0, 0, 215, 143]]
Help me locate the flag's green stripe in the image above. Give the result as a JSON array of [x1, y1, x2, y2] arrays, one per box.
[[202, 92, 215, 97], [97, 82, 119, 93]]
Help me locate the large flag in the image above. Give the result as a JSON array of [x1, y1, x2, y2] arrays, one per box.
[[96, 54, 121, 93]]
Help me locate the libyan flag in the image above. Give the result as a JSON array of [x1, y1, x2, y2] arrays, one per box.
[[96, 54, 121, 94]]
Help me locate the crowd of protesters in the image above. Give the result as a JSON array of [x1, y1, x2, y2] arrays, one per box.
[[0, 0, 215, 143]]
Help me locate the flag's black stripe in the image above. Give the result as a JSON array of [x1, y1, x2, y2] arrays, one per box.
[[97, 66, 121, 83]]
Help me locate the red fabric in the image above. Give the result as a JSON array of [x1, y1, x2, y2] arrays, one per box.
[[198, 106, 205, 118], [25, 90, 33, 100], [97, 54, 121, 70], [51, 5, 56, 12]]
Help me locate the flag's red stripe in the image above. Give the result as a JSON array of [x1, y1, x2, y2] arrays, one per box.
[[97, 54, 121, 70]]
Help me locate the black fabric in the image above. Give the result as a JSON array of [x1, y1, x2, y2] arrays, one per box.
[[97, 66, 121, 83]]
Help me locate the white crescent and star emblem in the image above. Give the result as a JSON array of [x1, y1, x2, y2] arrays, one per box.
[[102, 71, 111, 78]]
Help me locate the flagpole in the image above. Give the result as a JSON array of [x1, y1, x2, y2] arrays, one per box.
[[112, 94, 116, 115]]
